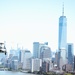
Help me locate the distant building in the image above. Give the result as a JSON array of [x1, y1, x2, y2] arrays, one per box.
[[10, 48, 21, 62], [18, 62, 23, 69], [42, 59, 53, 72], [40, 46, 51, 59], [62, 64, 72, 72], [8, 48, 21, 69], [11, 60, 18, 70], [16, 48, 21, 62], [67, 43, 74, 71], [44, 42, 48, 45], [31, 58, 42, 72], [55, 52, 58, 66], [7, 55, 13, 69], [23, 50, 32, 70], [49, 60, 54, 71], [25, 58, 32, 70], [21, 50, 25, 63], [33, 42, 48, 58], [33, 42, 39, 58], [18, 49, 21, 62], [0, 53, 6, 62], [58, 4, 67, 70], [10, 49, 16, 56], [8, 56, 18, 69], [11, 56, 18, 61], [52, 57, 55, 66], [42, 61, 49, 73], [9, 54, 13, 58], [39, 43, 48, 58]]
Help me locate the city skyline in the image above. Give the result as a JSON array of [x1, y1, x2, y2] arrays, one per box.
[[0, 0, 75, 54]]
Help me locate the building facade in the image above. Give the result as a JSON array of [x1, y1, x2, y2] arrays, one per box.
[[33, 42, 48, 58], [42, 61, 49, 73], [33, 42, 39, 58], [31, 58, 42, 72], [11, 60, 18, 70], [23, 50, 32, 70], [58, 4, 67, 70], [67, 43, 74, 71], [21, 50, 25, 63], [40, 46, 51, 59]]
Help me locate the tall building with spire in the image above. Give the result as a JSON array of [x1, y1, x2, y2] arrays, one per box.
[[58, 3, 67, 70]]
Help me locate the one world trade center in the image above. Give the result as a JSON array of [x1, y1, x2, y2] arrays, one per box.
[[58, 3, 67, 70]]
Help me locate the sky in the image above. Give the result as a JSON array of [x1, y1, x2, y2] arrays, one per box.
[[0, 0, 75, 54]]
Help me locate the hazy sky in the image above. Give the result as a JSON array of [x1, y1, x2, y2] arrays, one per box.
[[0, 0, 75, 54]]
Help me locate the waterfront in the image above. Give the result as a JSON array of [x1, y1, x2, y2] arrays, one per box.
[[0, 71, 37, 75]]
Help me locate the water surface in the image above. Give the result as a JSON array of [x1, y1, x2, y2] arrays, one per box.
[[0, 71, 37, 75]]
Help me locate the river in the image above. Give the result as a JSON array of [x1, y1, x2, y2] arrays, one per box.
[[0, 71, 37, 75]]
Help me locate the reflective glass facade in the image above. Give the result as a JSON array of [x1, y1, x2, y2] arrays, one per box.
[[58, 16, 67, 50], [33, 42, 39, 58], [58, 16, 67, 66], [67, 43, 74, 70]]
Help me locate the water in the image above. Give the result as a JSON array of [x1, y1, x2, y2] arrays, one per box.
[[0, 71, 37, 75]]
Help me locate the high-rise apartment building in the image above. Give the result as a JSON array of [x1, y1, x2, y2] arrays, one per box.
[[58, 4, 67, 70]]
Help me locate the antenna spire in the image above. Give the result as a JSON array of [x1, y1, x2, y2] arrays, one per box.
[[62, 2, 64, 16]]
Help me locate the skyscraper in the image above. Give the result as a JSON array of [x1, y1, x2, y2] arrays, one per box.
[[58, 4, 67, 50], [67, 43, 74, 71], [33, 42, 48, 58], [58, 4, 67, 70], [23, 50, 32, 70], [33, 42, 39, 58], [40, 46, 51, 59]]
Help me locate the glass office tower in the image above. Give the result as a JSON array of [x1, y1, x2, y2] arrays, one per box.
[[58, 4, 67, 69], [58, 16, 67, 49], [33, 42, 39, 58], [67, 43, 74, 71]]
